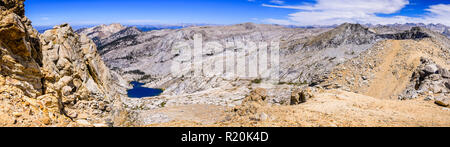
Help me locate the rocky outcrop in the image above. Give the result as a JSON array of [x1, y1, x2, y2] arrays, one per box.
[[0, 0, 43, 96], [0, 0, 50, 126], [399, 58, 450, 107], [40, 23, 129, 125], [435, 97, 449, 107], [0, 0, 128, 126], [378, 27, 431, 40], [290, 88, 315, 105], [443, 28, 450, 38], [371, 23, 450, 38], [231, 88, 269, 121]]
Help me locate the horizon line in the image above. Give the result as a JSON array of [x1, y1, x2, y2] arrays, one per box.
[[33, 22, 450, 27]]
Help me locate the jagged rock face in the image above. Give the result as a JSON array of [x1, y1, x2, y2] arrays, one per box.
[[0, 0, 49, 126], [379, 27, 431, 40], [75, 23, 129, 47], [39, 24, 129, 125], [0, 0, 43, 97], [371, 23, 450, 38], [0, 1, 128, 126], [0, 0, 25, 17]]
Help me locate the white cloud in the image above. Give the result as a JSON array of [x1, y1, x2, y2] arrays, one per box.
[[262, 0, 450, 26], [270, 0, 285, 5], [423, 4, 450, 25]]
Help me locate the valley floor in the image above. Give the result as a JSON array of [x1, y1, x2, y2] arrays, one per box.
[[146, 89, 450, 127]]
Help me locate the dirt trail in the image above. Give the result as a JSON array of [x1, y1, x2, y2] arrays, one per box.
[[324, 39, 448, 99], [364, 40, 421, 99]]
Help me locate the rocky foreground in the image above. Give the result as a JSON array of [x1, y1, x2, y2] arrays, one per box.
[[148, 88, 450, 127], [1, 0, 449, 127], [0, 0, 130, 127]]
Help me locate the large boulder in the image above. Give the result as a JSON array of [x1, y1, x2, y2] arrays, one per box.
[[232, 88, 268, 118], [291, 88, 315, 105], [441, 69, 450, 78], [423, 64, 439, 74], [242, 88, 267, 104], [435, 97, 450, 107]]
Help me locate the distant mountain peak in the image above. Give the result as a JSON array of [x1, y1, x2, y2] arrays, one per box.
[[303, 23, 377, 50]]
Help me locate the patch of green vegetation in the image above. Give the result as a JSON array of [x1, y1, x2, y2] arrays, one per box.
[[278, 82, 287, 85], [278, 80, 309, 86], [124, 70, 146, 75], [251, 78, 262, 84], [139, 75, 154, 81], [329, 57, 337, 61], [159, 101, 167, 108], [300, 80, 309, 85], [117, 55, 134, 60]]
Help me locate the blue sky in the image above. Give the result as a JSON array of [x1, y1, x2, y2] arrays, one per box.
[[25, 0, 450, 26]]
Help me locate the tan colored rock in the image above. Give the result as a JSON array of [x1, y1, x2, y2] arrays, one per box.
[[39, 23, 129, 126], [12, 112, 22, 117], [0, 1, 128, 127], [232, 88, 268, 118], [291, 88, 315, 105], [76, 119, 91, 126], [93, 123, 108, 127], [242, 88, 267, 103], [67, 111, 78, 118], [40, 117, 51, 125], [61, 86, 72, 96], [435, 97, 450, 107]]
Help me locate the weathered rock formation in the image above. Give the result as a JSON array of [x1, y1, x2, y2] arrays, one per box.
[[231, 88, 269, 121], [290, 88, 315, 105], [400, 58, 450, 107], [39, 23, 129, 125], [0, 0, 128, 126]]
